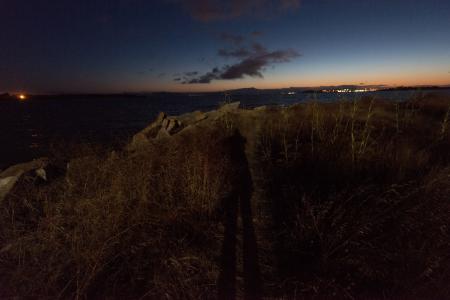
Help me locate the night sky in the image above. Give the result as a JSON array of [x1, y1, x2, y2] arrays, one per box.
[[1, 0, 450, 94]]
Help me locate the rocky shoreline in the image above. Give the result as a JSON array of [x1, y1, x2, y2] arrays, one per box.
[[3, 94, 449, 204], [3, 94, 450, 204], [0, 101, 248, 203]]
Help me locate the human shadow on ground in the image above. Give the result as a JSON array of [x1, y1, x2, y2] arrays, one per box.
[[217, 130, 262, 300]]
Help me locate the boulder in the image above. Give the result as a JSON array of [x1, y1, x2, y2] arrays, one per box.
[[129, 111, 202, 149], [164, 118, 182, 134], [0, 158, 48, 202], [129, 112, 167, 149], [141, 112, 167, 138], [128, 102, 241, 150], [177, 110, 207, 124], [161, 118, 169, 129]]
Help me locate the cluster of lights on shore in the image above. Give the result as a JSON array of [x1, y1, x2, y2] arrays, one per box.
[[285, 88, 378, 95], [17, 94, 27, 100], [322, 88, 378, 93]]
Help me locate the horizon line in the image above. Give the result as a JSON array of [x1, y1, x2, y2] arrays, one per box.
[[3, 83, 450, 96]]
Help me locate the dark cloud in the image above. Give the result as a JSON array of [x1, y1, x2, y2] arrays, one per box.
[[185, 67, 222, 84], [184, 71, 199, 76], [221, 49, 300, 79], [184, 48, 300, 84], [252, 42, 267, 53], [218, 48, 252, 58], [179, 0, 301, 22], [173, 71, 200, 82], [178, 27, 300, 84]]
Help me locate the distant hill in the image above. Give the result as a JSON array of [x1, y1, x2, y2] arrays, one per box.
[[379, 86, 450, 92]]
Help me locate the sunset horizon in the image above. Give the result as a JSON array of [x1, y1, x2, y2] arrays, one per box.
[[5, 81, 450, 96], [2, 0, 449, 94]]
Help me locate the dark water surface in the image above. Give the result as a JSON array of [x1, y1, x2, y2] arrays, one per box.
[[1, 90, 450, 169]]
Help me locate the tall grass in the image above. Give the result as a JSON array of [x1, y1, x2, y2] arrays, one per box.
[[1, 94, 450, 299], [0, 125, 235, 299], [254, 95, 450, 299]]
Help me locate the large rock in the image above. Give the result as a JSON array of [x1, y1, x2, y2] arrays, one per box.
[[157, 110, 208, 137], [129, 111, 207, 149], [0, 158, 48, 202], [160, 118, 182, 136], [129, 112, 167, 149], [177, 110, 207, 124], [141, 112, 167, 136], [128, 102, 241, 150]]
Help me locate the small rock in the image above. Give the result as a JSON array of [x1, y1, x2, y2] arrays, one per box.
[[166, 119, 180, 133], [35, 168, 47, 181], [162, 118, 170, 129]]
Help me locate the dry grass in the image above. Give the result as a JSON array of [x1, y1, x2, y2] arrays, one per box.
[[253, 95, 450, 299], [1, 94, 450, 299], [0, 125, 234, 299]]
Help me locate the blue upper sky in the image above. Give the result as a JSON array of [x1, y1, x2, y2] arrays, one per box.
[[1, 0, 450, 93]]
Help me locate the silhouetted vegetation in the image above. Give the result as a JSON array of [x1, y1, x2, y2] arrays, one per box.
[[251, 95, 450, 299], [1, 94, 450, 299]]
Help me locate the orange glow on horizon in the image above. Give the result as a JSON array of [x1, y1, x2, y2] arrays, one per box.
[[170, 73, 450, 92], [18, 94, 27, 100]]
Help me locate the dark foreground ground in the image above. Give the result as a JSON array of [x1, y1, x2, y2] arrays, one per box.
[[1, 94, 450, 299]]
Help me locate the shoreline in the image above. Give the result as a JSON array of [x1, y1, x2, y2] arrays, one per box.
[[2, 92, 450, 171]]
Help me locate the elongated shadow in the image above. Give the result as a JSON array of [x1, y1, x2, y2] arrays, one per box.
[[217, 130, 262, 300], [217, 186, 238, 299]]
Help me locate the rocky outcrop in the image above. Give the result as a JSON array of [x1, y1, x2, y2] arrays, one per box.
[[0, 158, 49, 202], [0, 101, 251, 194], [0, 101, 244, 196], [128, 102, 241, 150]]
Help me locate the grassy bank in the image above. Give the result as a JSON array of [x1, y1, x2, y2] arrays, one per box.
[[1, 94, 450, 299]]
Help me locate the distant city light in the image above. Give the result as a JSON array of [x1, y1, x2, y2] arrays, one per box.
[[321, 88, 378, 93], [18, 94, 27, 100]]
